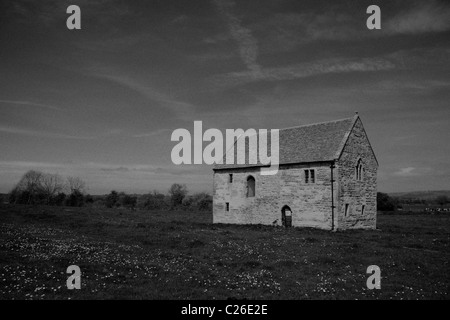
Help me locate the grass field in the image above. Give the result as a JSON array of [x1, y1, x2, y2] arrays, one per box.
[[0, 204, 449, 300]]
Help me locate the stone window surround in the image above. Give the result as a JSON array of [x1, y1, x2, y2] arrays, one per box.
[[355, 158, 365, 181], [246, 175, 256, 198], [304, 169, 316, 184]]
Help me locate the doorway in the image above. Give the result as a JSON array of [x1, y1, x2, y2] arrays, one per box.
[[281, 205, 292, 227]]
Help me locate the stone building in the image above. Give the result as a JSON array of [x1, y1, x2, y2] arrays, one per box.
[[213, 114, 378, 230]]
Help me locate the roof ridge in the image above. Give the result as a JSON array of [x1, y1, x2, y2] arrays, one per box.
[[279, 116, 356, 132], [215, 115, 361, 170], [229, 116, 355, 145]]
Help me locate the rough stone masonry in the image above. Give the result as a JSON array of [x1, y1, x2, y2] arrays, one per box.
[[213, 114, 378, 230]]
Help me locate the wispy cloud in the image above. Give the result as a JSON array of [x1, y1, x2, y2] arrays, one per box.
[[132, 128, 171, 138], [0, 161, 151, 173], [372, 79, 450, 92], [386, 1, 450, 34], [0, 161, 70, 170], [84, 66, 194, 119], [0, 160, 208, 179], [207, 46, 450, 91], [394, 167, 416, 176], [0, 160, 212, 193], [99, 164, 206, 176], [213, 0, 261, 73], [0, 100, 62, 111], [208, 56, 396, 90], [250, 2, 450, 55], [0, 125, 95, 140], [256, 11, 358, 53], [394, 167, 432, 177]]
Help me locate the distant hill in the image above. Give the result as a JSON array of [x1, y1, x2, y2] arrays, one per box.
[[389, 190, 450, 201]]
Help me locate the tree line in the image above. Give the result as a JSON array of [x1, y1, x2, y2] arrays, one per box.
[[7, 170, 211, 211], [8, 170, 88, 206], [377, 192, 449, 211], [102, 184, 211, 211]]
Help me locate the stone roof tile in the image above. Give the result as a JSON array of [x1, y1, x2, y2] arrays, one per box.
[[214, 115, 357, 170]]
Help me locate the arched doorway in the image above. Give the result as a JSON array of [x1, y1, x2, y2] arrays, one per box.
[[281, 205, 292, 227]]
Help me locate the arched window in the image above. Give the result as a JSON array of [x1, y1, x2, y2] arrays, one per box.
[[355, 159, 363, 181], [246, 176, 255, 197]]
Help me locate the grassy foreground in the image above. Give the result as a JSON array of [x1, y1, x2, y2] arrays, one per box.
[[0, 204, 449, 300]]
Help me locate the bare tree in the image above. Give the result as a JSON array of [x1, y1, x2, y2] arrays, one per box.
[[15, 170, 44, 204], [17, 170, 43, 190], [168, 183, 188, 208], [41, 173, 64, 204], [10, 171, 88, 206], [66, 176, 86, 194]]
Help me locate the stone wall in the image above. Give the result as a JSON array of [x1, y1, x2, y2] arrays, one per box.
[[336, 118, 378, 229], [213, 163, 335, 229], [213, 116, 378, 231]]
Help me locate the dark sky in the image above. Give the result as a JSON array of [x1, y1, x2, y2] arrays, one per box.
[[0, 0, 449, 194]]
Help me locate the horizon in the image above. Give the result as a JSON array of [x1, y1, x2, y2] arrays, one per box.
[[1, 0, 449, 194], [2, 186, 450, 197]]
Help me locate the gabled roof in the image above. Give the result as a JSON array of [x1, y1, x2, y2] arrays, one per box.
[[214, 115, 362, 170]]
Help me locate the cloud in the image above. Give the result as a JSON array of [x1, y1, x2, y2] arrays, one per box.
[[394, 167, 432, 177], [213, 0, 261, 73], [247, 3, 450, 56], [206, 46, 450, 91], [100, 166, 130, 173], [0, 100, 62, 111], [372, 79, 450, 92], [106, 164, 207, 177], [0, 160, 208, 179], [84, 66, 194, 119], [394, 167, 416, 176], [0, 125, 95, 140], [0, 161, 69, 170], [256, 11, 359, 53], [0, 160, 213, 194], [132, 129, 171, 138], [208, 56, 396, 90], [386, 1, 450, 34], [206, 10, 358, 58]]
